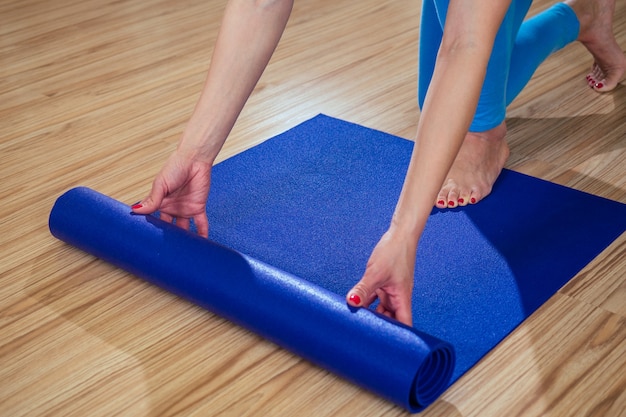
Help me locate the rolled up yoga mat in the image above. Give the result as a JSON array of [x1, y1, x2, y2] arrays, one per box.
[[49, 115, 626, 412]]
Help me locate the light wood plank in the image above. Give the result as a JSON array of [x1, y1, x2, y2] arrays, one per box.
[[1, 0, 624, 416]]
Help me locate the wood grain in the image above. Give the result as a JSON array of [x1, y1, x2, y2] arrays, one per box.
[[1, 0, 624, 416]]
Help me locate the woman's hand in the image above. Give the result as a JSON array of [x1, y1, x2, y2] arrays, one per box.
[[346, 228, 417, 326], [131, 0, 293, 238], [132, 151, 212, 238]]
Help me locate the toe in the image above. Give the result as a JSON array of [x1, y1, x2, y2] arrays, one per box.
[[457, 192, 470, 206], [446, 189, 459, 208], [436, 181, 453, 208], [468, 190, 481, 205], [588, 65, 602, 86], [594, 72, 622, 92]]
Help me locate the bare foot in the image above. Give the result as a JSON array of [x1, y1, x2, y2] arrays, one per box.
[[566, 0, 626, 92], [436, 122, 509, 208]]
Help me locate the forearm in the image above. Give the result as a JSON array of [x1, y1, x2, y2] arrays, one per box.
[[392, 53, 487, 237], [391, 0, 511, 241], [178, 0, 293, 163]]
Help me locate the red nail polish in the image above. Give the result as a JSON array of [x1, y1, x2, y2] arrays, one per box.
[[437, 200, 445, 206], [458, 198, 464, 204], [471, 197, 476, 204], [595, 82, 603, 89], [349, 294, 361, 305], [132, 204, 143, 210], [448, 201, 455, 207]]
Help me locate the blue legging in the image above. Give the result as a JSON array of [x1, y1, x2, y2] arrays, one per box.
[[418, 1, 580, 132]]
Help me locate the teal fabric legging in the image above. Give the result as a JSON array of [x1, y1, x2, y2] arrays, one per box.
[[418, 1, 580, 132]]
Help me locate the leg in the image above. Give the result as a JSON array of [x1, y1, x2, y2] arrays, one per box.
[[418, 0, 622, 208], [436, 1, 616, 208], [566, 0, 626, 92], [418, 0, 443, 109], [435, 0, 532, 208], [506, 3, 580, 104]]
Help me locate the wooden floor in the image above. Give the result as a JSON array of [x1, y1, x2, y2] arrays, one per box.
[[1, 0, 625, 415]]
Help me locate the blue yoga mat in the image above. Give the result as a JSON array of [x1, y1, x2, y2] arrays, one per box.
[[49, 114, 626, 413]]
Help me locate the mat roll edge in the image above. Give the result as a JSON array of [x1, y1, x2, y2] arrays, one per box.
[[48, 187, 455, 412]]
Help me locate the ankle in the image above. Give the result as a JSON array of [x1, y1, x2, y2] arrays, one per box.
[[469, 121, 507, 143], [565, 0, 616, 42], [564, 0, 590, 40]]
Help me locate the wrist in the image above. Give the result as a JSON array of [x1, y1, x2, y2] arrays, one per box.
[[176, 125, 224, 165], [387, 209, 428, 245], [175, 142, 217, 165]]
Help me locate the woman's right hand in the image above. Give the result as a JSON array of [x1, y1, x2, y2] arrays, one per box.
[[132, 150, 213, 238]]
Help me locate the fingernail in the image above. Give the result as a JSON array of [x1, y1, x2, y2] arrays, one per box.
[[437, 200, 445, 206], [349, 294, 361, 305], [457, 198, 464, 204], [132, 203, 143, 210], [470, 197, 477, 204], [595, 82, 603, 89]]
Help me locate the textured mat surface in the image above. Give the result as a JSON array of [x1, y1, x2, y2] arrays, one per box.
[[50, 114, 626, 412]]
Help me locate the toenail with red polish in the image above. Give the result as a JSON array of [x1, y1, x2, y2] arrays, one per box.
[[349, 294, 361, 305], [448, 201, 455, 207], [471, 198, 477, 204], [595, 82, 603, 89], [458, 198, 464, 204], [438, 200, 445, 206]]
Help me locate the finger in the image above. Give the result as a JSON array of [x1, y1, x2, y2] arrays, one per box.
[[346, 271, 381, 308], [375, 303, 390, 316], [375, 291, 393, 316], [375, 290, 413, 326], [132, 179, 168, 214], [376, 306, 393, 319], [393, 302, 413, 327], [176, 217, 190, 231], [194, 213, 210, 238], [160, 212, 174, 223]]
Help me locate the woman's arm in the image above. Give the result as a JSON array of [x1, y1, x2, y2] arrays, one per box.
[[179, 0, 294, 163], [395, 0, 512, 237], [347, 0, 513, 325], [133, 0, 293, 235]]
